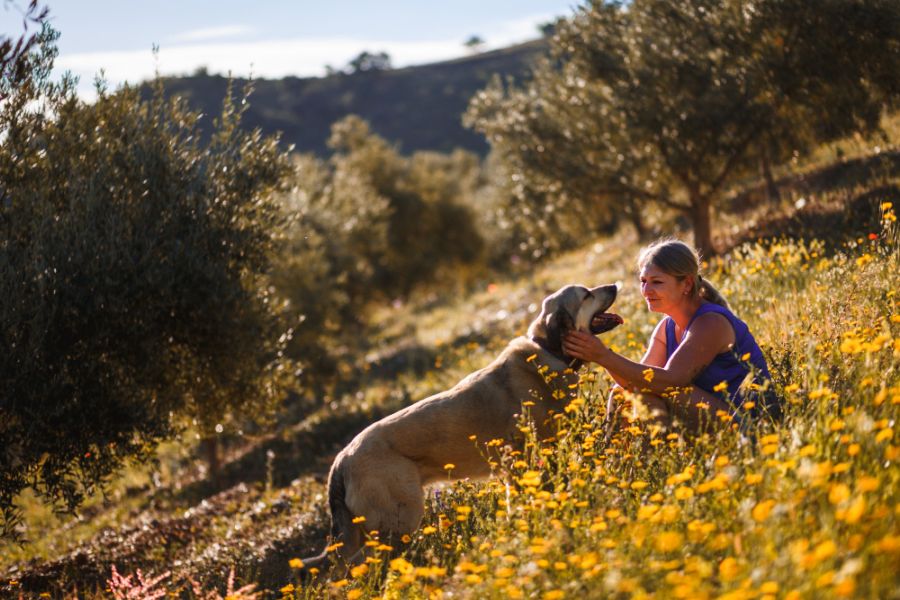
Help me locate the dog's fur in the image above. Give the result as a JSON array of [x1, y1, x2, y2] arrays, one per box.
[[300, 284, 619, 573]]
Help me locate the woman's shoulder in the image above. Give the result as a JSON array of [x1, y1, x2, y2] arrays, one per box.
[[690, 308, 736, 343], [695, 301, 734, 317], [692, 310, 733, 331]]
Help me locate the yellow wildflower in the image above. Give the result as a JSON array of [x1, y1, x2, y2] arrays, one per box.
[[752, 500, 776, 522], [718, 557, 740, 581], [654, 531, 684, 553]]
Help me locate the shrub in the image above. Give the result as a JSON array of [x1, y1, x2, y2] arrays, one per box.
[[0, 28, 292, 537]]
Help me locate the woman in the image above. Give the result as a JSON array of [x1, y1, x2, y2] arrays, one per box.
[[563, 239, 779, 433]]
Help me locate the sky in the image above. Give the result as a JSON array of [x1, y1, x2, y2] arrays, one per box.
[[2, 0, 582, 98]]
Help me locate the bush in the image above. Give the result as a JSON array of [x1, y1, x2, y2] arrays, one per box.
[[0, 28, 292, 537], [272, 118, 486, 383]]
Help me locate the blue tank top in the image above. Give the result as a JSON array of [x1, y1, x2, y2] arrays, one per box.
[[664, 302, 778, 417]]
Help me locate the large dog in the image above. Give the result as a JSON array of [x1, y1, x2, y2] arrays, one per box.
[[301, 284, 621, 572]]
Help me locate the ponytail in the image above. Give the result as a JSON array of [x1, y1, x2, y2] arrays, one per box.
[[697, 274, 728, 308]]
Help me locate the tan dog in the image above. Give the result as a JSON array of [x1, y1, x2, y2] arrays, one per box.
[[301, 284, 621, 573]]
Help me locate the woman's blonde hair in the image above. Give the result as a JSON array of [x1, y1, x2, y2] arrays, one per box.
[[637, 238, 729, 308]]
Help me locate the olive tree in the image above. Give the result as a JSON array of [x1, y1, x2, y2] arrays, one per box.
[[0, 28, 292, 537], [467, 0, 900, 256]]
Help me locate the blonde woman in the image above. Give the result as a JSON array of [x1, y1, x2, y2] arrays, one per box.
[[563, 239, 779, 432]]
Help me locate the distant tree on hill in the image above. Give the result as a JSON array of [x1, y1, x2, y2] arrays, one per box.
[[346, 50, 392, 73], [468, 0, 900, 257], [464, 35, 485, 53], [0, 28, 293, 537], [537, 20, 558, 37]]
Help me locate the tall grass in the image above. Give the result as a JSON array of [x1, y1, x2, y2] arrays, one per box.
[[283, 203, 899, 599]]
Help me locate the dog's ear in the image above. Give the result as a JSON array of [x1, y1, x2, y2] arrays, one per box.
[[545, 306, 575, 354]]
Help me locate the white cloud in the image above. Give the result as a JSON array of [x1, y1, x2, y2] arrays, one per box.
[[481, 12, 558, 48], [169, 25, 256, 43]]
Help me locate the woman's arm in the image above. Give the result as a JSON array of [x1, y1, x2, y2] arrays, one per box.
[[605, 319, 668, 390], [565, 312, 734, 394]]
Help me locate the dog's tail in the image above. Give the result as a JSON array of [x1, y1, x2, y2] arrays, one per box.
[[299, 460, 361, 577]]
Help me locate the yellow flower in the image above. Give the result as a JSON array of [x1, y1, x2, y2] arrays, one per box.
[[352, 515, 366, 524], [829, 483, 851, 505], [835, 578, 856, 597], [718, 557, 740, 581], [875, 534, 900, 553], [347, 591, 364, 600], [350, 563, 369, 578], [518, 471, 542, 487], [857, 476, 879, 492], [279, 584, 294, 594], [643, 367, 655, 382], [675, 486, 694, 500], [713, 381, 728, 393], [654, 531, 684, 553], [390, 557, 414, 574], [813, 539, 837, 561], [752, 500, 776, 522], [631, 480, 649, 491], [842, 495, 866, 524], [444, 463, 456, 471]]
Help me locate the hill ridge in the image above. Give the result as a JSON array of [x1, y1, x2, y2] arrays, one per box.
[[147, 38, 549, 157]]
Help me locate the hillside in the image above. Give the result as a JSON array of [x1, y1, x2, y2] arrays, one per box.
[[2, 141, 898, 597], [146, 39, 548, 157]]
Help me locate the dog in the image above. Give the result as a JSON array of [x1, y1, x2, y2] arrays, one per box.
[[300, 284, 622, 574]]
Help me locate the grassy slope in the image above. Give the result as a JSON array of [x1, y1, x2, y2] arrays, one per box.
[[2, 147, 899, 597]]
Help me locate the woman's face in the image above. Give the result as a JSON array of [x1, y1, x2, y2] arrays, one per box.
[[639, 264, 690, 314]]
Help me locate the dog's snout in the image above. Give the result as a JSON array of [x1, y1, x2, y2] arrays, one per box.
[[590, 283, 618, 301]]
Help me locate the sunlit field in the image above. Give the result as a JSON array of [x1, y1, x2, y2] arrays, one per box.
[[276, 207, 900, 599], [1, 175, 897, 600]]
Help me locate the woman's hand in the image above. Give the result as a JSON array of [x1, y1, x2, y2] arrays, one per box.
[[563, 330, 610, 364]]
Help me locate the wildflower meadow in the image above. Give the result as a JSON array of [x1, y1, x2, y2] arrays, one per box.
[[278, 203, 900, 599]]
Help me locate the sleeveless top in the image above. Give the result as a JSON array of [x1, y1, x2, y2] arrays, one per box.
[[664, 302, 780, 419]]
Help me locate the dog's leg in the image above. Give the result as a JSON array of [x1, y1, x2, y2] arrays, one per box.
[[344, 454, 425, 549]]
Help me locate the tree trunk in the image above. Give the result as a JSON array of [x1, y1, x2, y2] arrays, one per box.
[[760, 145, 780, 203], [689, 193, 716, 258], [201, 436, 220, 488], [624, 197, 648, 239]]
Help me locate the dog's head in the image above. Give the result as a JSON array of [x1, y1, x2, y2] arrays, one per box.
[[527, 284, 622, 362]]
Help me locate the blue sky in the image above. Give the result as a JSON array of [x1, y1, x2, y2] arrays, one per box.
[[2, 1, 581, 97]]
